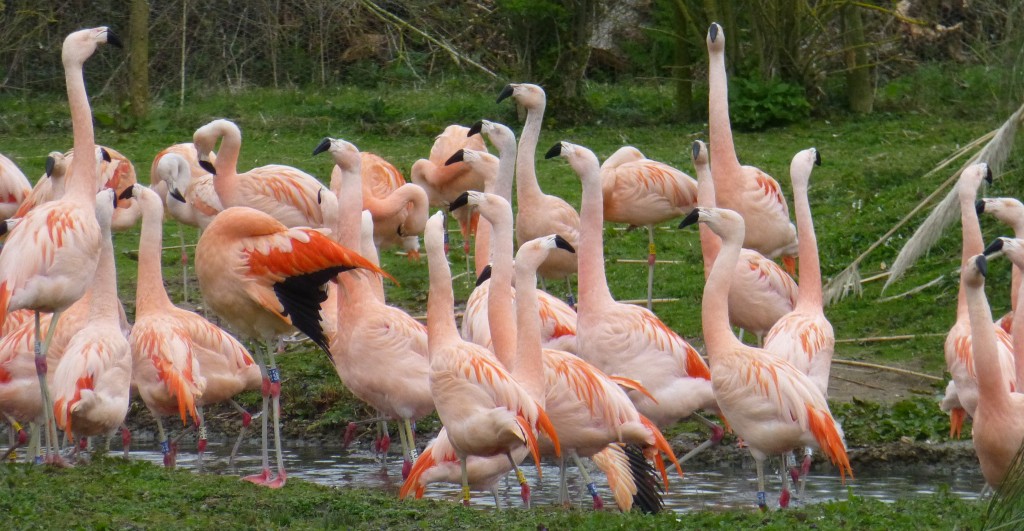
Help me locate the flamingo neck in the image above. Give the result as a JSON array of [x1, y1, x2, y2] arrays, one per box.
[[335, 162, 363, 250], [1012, 222, 1024, 313], [64, 60, 98, 201], [967, 279, 1011, 410], [493, 136, 517, 204], [484, 205, 516, 369], [958, 182, 983, 317], [703, 227, 744, 364], [707, 42, 742, 194], [516, 100, 546, 204], [211, 126, 242, 206], [695, 161, 721, 278], [792, 180, 823, 309], [89, 229, 120, 323], [577, 159, 614, 310], [136, 193, 175, 313], [426, 231, 459, 350], [513, 260, 546, 402]]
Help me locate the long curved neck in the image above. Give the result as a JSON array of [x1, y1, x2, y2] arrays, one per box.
[[577, 160, 614, 308], [695, 161, 720, 277], [426, 230, 459, 349], [89, 229, 119, 323], [136, 192, 175, 312], [493, 136, 517, 203], [516, 100, 546, 205], [958, 181, 983, 318], [703, 226, 743, 364], [211, 125, 242, 206], [514, 259, 545, 402], [483, 204, 516, 368], [708, 43, 742, 192], [335, 161, 363, 250], [968, 280, 1011, 410], [64, 56, 97, 201], [792, 178, 822, 308]]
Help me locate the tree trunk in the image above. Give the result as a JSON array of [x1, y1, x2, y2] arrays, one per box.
[[552, 0, 598, 120], [129, 0, 149, 119], [843, 3, 873, 113]]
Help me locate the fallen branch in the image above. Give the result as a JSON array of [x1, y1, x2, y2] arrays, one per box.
[[831, 358, 943, 382], [835, 332, 946, 344], [615, 259, 685, 265], [832, 374, 886, 391]]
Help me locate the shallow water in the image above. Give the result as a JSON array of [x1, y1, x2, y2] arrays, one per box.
[[127, 439, 986, 512]]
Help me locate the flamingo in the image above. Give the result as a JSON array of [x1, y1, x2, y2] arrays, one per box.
[[0, 154, 31, 219], [457, 120, 579, 355], [129, 183, 260, 468], [314, 137, 433, 477], [960, 253, 1024, 488], [51, 188, 131, 448], [407, 210, 558, 507], [680, 206, 852, 509], [600, 145, 698, 309], [0, 26, 121, 464], [11, 147, 121, 219], [192, 119, 338, 230], [691, 140, 797, 345], [515, 232, 680, 512], [331, 152, 428, 259], [149, 142, 215, 200], [707, 23, 798, 267], [941, 163, 1016, 439], [545, 141, 721, 454], [194, 205, 387, 488], [977, 197, 1024, 333], [497, 84, 581, 300]]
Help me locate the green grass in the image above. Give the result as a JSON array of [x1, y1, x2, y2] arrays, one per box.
[[0, 458, 985, 529]]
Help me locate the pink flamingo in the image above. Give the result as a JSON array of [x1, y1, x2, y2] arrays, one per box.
[[546, 141, 721, 453], [977, 197, 1024, 333], [331, 152, 428, 259], [681, 206, 852, 509], [149, 142, 215, 200], [498, 84, 581, 298], [195, 205, 387, 487], [192, 119, 338, 230], [404, 210, 559, 507], [961, 253, 1024, 488], [601, 145, 698, 309], [707, 23, 798, 268], [691, 140, 797, 345], [51, 189, 131, 446], [314, 137, 433, 477], [941, 163, 1017, 438], [0, 26, 121, 464], [0, 154, 31, 219]]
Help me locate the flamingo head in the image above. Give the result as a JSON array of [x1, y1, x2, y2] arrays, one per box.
[[986, 236, 1024, 270], [707, 22, 724, 49], [313, 137, 361, 175], [63, 27, 121, 66], [964, 254, 987, 289], [497, 83, 546, 109], [679, 207, 745, 245], [977, 197, 1024, 230]]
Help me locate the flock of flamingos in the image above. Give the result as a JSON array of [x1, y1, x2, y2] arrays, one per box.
[[0, 22, 1021, 515]]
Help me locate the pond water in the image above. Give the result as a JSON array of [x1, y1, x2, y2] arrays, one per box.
[[127, 439, 986, 512]]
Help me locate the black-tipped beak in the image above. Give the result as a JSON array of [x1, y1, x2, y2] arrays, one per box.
[[468, 121, 483, 137], [496, 84, 514, 103], [544, 143, 562, 160], [106, 30, 123, 48], [814, 149, 822, 166], [977, 255, 988, 278], [101, 148, 111, 162], [976, 199, 986, 215], [45, 156, 56, 177], [985, 238, 1005, 256], [445, 149, 465, 166], [199, 160, 216, 175], [554, 235, 575, 253], [449, 191, 470, 212], [312, 137, 332, 157], [118, 186, 134, 201], [678, 209, 700, 229], [475, 264, 492, 287], [985, 166, 993, 184], [110, 191, 118, 208], [169, 188, 186, 203], [709, 23, 720, 43], [691, 141, 701, 161]]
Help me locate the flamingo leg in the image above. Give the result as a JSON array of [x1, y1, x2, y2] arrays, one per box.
[[1, 416, 27, 462], [557, 454, 569, 506], [460, 453, 471, 507], [571, 450, 604, 510], [779, 454, 791, 508], [375, 420, 391, 468], [242, 343, 272, 485], [677, 413, 725, 464], [646, 225, 655, 310], [755, 456, 768, 510], [155, 415, 174, 469], [179, 222, 189, 304], [34, 310, 64, 465], [397, 419, 410, 478], [195, 405, 207, 472], [565, 277, 576, 308], [490, 486, 502, 510], [264, 339, 287, 488], [798, 446, 813, 497], [26, 420, 41, 463], [120, 423, 131, 459], [506, 451, 531, 508], [228, 399, 254, 469], [404, 418, 418, 462]]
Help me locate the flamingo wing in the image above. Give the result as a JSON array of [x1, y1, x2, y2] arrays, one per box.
[[130, 320, 206, 425], [187, 175, 223, 219], [543, 349, 638, 429], [242, 165, 331, 227], [741, 251, 799, 306], [51, 327, 130, 436]]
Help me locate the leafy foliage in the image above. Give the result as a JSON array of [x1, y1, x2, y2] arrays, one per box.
[[831, 397, 956, 445], [728, 77, 812, 131]]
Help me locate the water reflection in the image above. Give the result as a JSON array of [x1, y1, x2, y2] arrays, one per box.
[[128, 440, 986, 512]]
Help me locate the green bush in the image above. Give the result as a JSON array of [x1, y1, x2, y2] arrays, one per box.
[[728, 77, 811, 131]]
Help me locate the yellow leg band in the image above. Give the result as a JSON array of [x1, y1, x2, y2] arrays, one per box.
[[648, 243, 656, 255], [462, 485, 471, 501], [516, 469, 527, 485], [12, 421, 23, 432]]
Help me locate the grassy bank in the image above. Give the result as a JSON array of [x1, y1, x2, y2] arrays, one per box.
[[0, 458, 985, 529]]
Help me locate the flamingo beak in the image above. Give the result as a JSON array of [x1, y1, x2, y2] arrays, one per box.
[[106, 30, 123, 48], [101, 148, 112, 162], [976, 199, 986, 215], [199, 160, 216, 175], [496, 84, 514, 103], [312, 137, 332, 157], [445, 150, 465, 166], [544, 143, 562, 159], [468, 121, 483, 137], [475, 264, 492, 287], [984, 238, 1004, 256], [45, 156, 56, 177], [691, 141, 701, 161], [118, 186, 134, 201], [554, 235, 575, 253], [814, 149, 822, 166], [169, 188, 186, 203], [449, 191, 470, 212], [977, 255, 988, 278], [678, 209, 700, 229], [709, 23, 720, 43]]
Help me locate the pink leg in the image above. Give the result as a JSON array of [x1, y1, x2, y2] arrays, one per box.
[[242, 353, 272, 485]]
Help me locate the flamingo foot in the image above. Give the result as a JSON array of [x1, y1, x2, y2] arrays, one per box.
[[16, 428, 27, 446], [265, 470, 287, 489], [711, 425, 725, 444], [241, 411, 253, 428], [243, 468, 272, 485], [402, 458, 412, 480], [779, 488, 791, 508], [343, 422, 358, 449], [120, 427, 131, 450], [406, 250, 421, 261], [378, 433, 391, 454], [198, 438, 208, 454]]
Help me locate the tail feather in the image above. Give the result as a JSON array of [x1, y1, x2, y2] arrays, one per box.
[[624, 443, 663, 514], [591, 444, 635, 512], [533, 403, 560, 458], [640, 414, 682, 480], [399, 445, 436, 499], [0, 281, 11, 331], [608, 376, 658, 404], [515, 415, 543, 480], [949, 407, 966, 439], [684, 343, 711, 381], [806, 405, 853, 483]]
